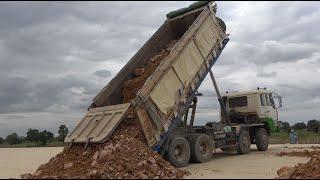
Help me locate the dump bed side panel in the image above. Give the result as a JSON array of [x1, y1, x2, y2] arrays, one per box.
[[133, 5, 227, 147]]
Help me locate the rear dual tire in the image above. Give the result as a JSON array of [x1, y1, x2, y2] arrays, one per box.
[[167, 136, 190, 168], [190, 134, 213, 163], [167, 134, 213, 167]]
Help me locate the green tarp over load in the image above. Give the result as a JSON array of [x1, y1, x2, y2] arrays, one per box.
[[166, 1, 211, 19]]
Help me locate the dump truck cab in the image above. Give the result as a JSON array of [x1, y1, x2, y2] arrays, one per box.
[[221, 88, 282, 133]]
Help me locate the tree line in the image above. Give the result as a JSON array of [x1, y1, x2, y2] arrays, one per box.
[[0, 125, 69, 146], [279, 119, 320, 133]]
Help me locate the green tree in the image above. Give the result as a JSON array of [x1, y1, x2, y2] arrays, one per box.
[[58, 125, 69, 142], [6, 133, 19, 145], [280, 121, 290, 131], [46, 131, 54, 142], [307, 119, 320, 133], [0, 137, 3, 144], [38, 130, 54, 145], [293, 122, 307, 130], [26, 128, 40, 142]]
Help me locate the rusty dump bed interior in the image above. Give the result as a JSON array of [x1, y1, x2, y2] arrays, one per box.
[[65, 2, 228, 147]]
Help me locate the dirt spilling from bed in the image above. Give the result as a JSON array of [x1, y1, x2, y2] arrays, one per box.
[[276, 148, 320, 179], [21, 39, 189, 179]]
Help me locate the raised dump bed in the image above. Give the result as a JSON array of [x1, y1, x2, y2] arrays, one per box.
[[65, 1, 229, 150]]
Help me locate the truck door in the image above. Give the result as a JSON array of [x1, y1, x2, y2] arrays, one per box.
[[266, 93, 278, 122], [259, 93, 267, 117], [259, 93, 277, 121]]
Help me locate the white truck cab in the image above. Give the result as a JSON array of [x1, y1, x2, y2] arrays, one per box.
[[221, 88, 282, 133]]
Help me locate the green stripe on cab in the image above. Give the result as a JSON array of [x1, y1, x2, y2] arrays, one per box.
[[264, 117, 277, 133]]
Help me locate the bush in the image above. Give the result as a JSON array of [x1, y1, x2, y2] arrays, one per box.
[[58, 125, 69, 142], [0, 137, 3, 144], [293, 122, 307, 130], [280, 121, 290, 131], [307, 119, 320, 133], [38, 130, 54, 145], [5, 133, 20, 145], [26, 128, 40, 142]]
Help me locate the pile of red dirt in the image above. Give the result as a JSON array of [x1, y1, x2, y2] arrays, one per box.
[[275, 149, 317, 158], [21, 39, 190, 179], [276, 149, 320, 179]]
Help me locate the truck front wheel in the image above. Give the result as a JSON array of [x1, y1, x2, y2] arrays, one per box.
[[167, 136, 190, 167], [237, 130, 251, 155], [255, 128, 269, 151], [190, 134, 213, 163]]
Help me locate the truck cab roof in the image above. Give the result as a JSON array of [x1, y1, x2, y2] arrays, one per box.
[[223, 89, 273, 98]]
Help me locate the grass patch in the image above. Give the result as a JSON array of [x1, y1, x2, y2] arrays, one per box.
[[296, 130, 320, 144], [270, 130, 320, 144]]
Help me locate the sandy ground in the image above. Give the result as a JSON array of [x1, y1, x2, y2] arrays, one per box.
[[183, 144, 320, 179], [0, 144, 319, 179], [0, 147, 63, 179]]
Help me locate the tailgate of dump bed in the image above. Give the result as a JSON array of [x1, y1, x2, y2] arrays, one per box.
[[65, 103, 131, 143]]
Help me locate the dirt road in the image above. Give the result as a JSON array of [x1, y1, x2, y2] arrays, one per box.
[[183, 144, 319, 179], [0, 144, 318, 179]]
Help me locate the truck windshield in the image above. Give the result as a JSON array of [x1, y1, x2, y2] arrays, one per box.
[[229, 96, 247, 108]]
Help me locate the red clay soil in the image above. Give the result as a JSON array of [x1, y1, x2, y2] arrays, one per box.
[[21, 39, 189, 179], [275, 150, 317, 158], [276, 149, 320, 179]]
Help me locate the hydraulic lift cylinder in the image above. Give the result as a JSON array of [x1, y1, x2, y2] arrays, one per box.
[[209, 69, 230, 124]]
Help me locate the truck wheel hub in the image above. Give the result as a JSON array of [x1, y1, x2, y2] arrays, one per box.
[[174, 145, 184, 159], [200, 141, 208, 154]]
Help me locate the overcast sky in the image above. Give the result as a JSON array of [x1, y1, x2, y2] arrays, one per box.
[[0, 1, 319, 138]]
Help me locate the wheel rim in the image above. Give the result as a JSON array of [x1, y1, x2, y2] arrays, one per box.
[[199, 141, 208, 155], [174, 144, 185, 161]]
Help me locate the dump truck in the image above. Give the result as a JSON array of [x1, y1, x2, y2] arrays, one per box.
[[65, 1, 282, 168]]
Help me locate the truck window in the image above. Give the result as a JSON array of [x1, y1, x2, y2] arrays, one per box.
[[229, 96, 247, 108], [269, 93, 275, 108], [264, 94, 270, 106], [260, 94, 266, 106]]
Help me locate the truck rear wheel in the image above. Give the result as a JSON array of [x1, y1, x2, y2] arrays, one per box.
[[190, 134, 213, 163], [255, 128, 269, 151], [237, 130, 251, 155], [168, 136, 190, 167]]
